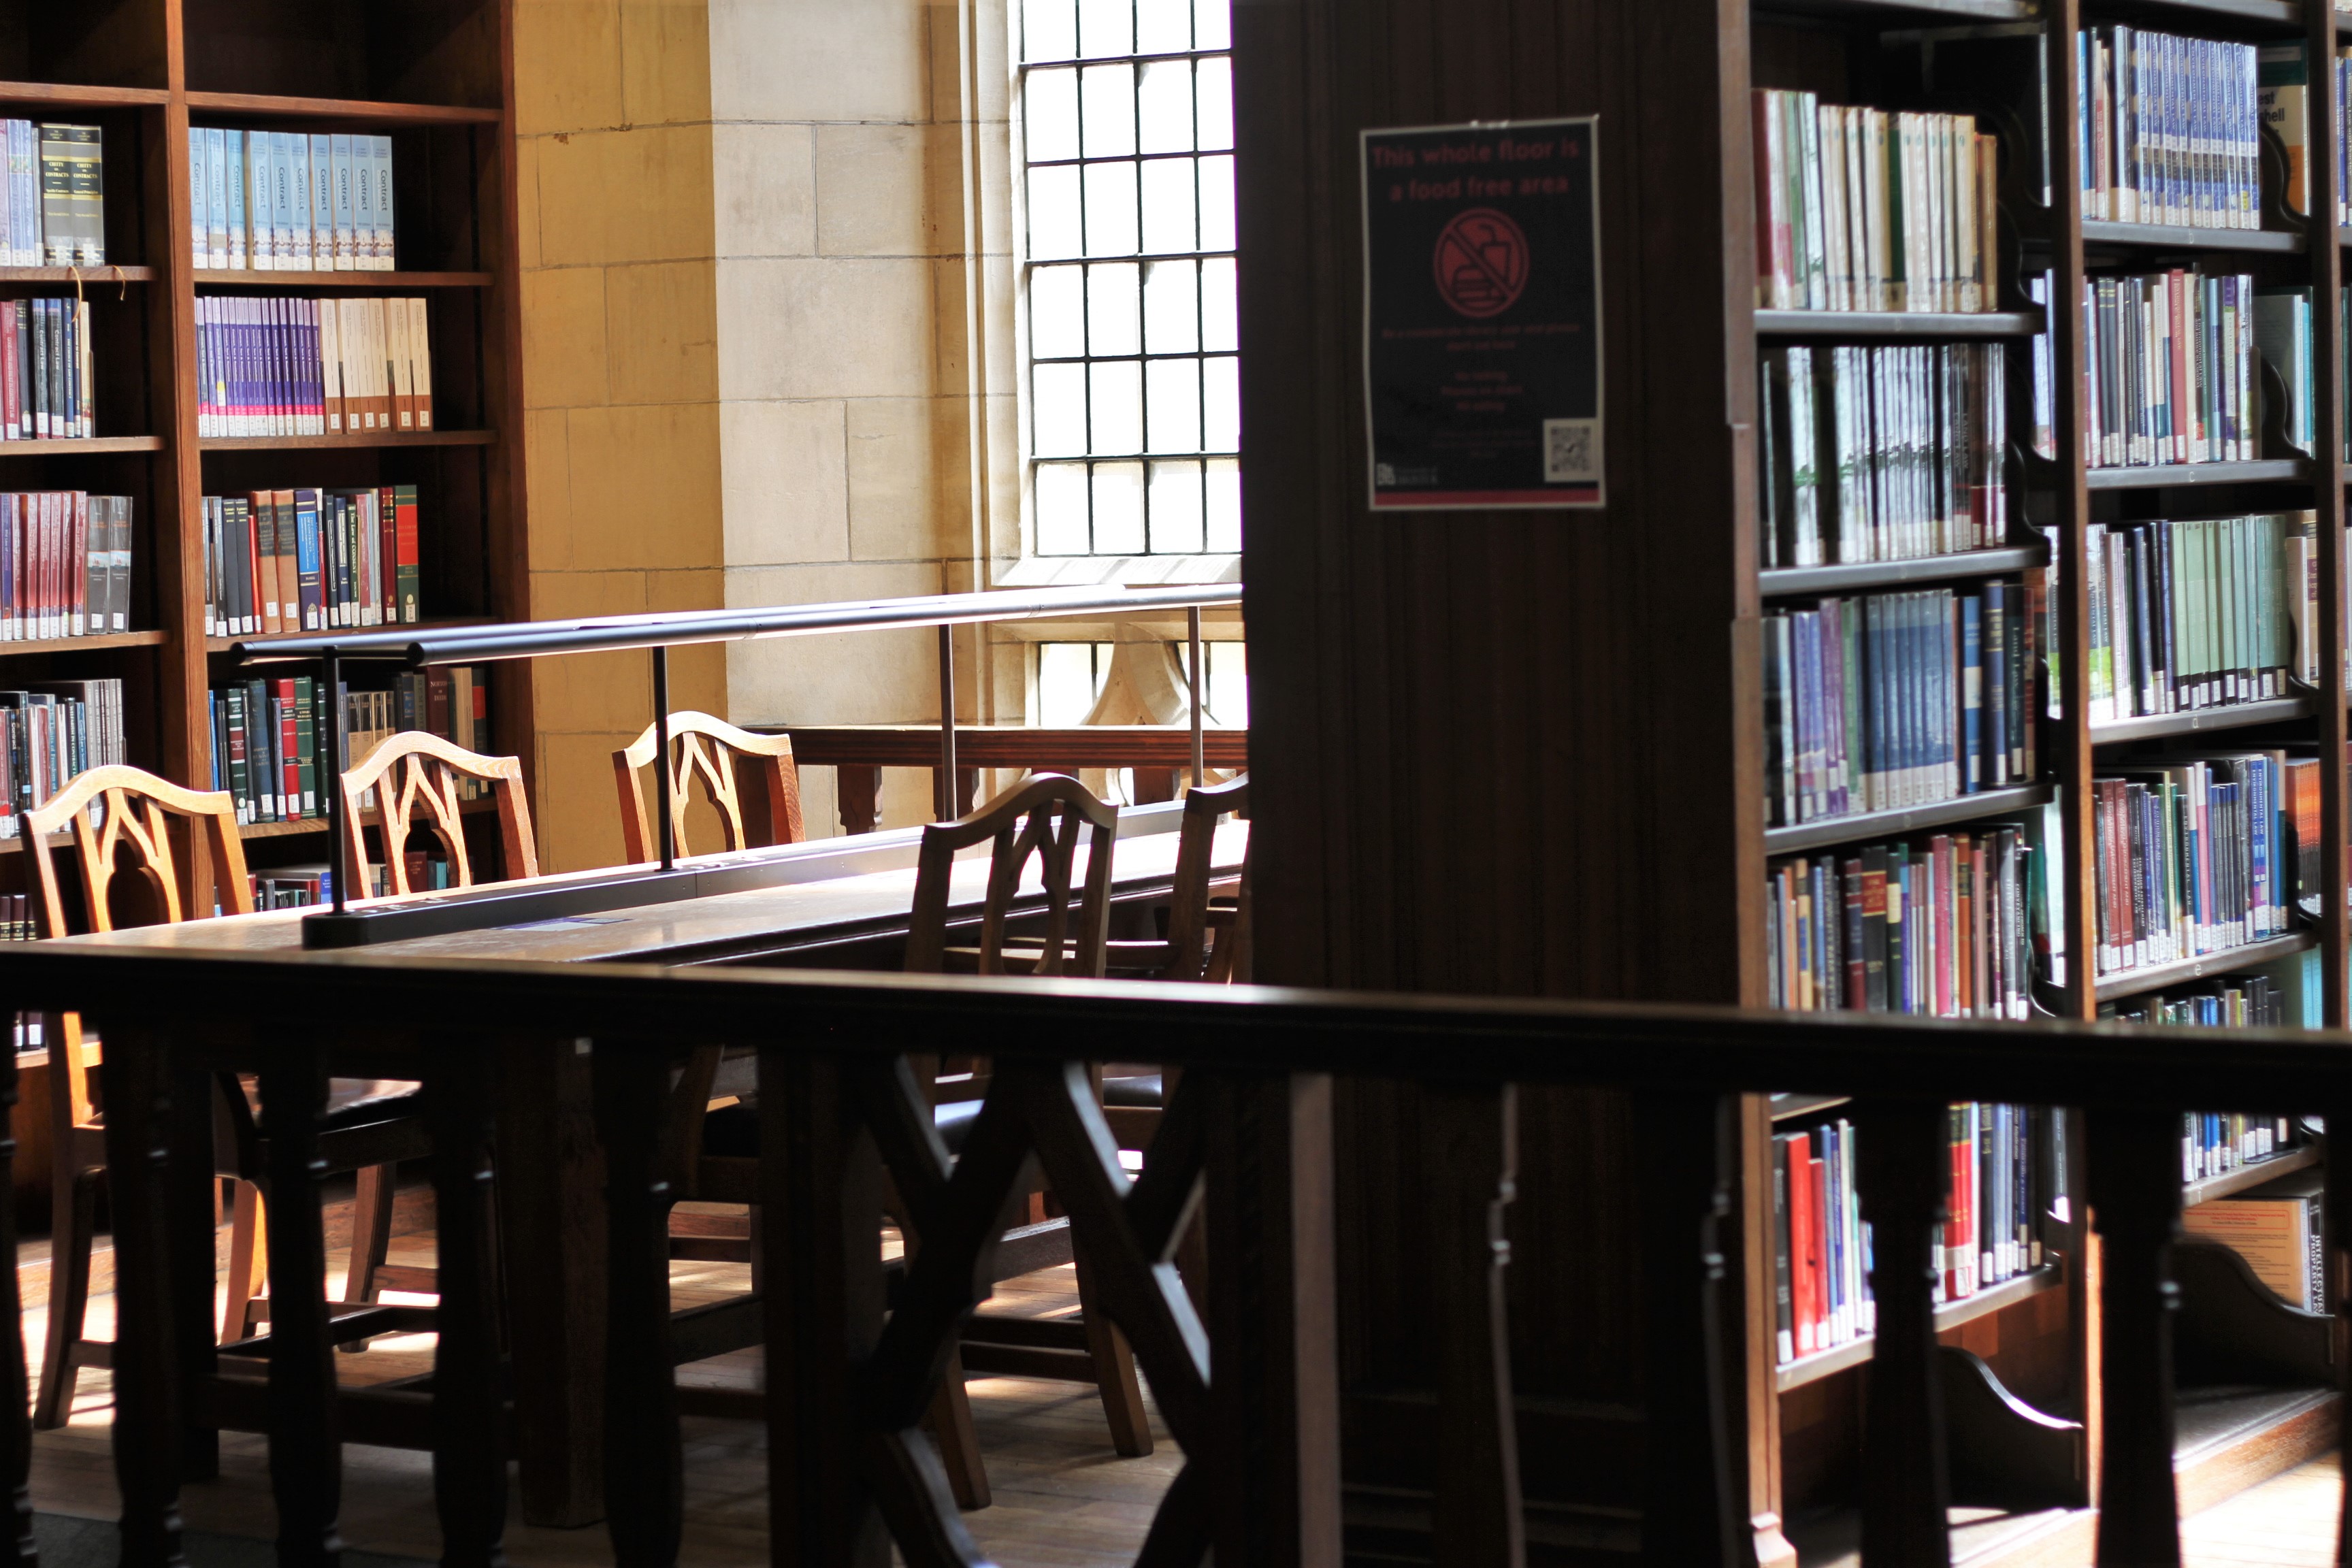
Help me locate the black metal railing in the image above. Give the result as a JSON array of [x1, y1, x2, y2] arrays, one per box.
[[0, 942, 2340, 1567]]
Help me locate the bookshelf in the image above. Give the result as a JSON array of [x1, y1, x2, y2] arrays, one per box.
[[0, 0, 528, 900], [1742, 0, 2347, 1558]]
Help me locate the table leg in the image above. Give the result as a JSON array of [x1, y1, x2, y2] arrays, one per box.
[[428, 1041, 509, 1567], [595, 1041, 682, 1567], [260, 1042, 343, 1567], [0, 1045, 32, 1561], [497, 1036, 608, 1527], [96, 1022, 192, 1567]]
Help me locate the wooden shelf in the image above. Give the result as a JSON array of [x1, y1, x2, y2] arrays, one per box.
[[1764, 785, 2053, 856], [1769, 1092, 1852, 1123], [2082, 220, 2304, 253], [0, 266, 154, 284], [207, 617, 493, 655], [2093, 930, 2319, 1004], [241, 794, 500, 841], [2084, 458, 2313, 489], [184, 92, 501, 125], [199, 430, 493, 452], [0, 630, 165, 655], [1759, 544, 2046, 598], [0, 436, 161, 455], [1773, 1265, 2065, 1393], [1753, 308, 2042, 340], [1752, 0, 2035, 18], [0, 82, 168, 110], [2183, 1143, 2321, 1209], [194, 270, 491, 289], [2087, 693, 2313, 743]]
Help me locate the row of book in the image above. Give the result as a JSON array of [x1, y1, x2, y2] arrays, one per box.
[[1752, 91, 1999, 313], [0, 123, 103, 267], [251, 865, 331, 909], [2076, 29, 2264, 231], [0, 493, 133, 641], [0, 298, 95, 441], [207, 668, 491, 826], [0, 681, 125, 836], [2091, 753, 2299, 979], [188, 128, 398, 272], [1765, 827, 2038, 1020], [2185, 1163, 2325, 1311], [1763, 581, 2039, 828], [2076, 514, 2306, 725], [2104, 969, 2305, 1032], [195, 296, 434, 438], [3, 893, 32, 1053], [202, 486, 421, 636], [1772, 1105, 2056, 1367], [1756, 344, 2011, 570], [2081, 272, 2262, 469]]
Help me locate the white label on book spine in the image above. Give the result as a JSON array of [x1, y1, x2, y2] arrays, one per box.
[[310, 135, 333, 273], [225, 130, 246, 269], [287, 135, 312, 270], [330, 133, 354, 270], [372, 136, 395, 269]]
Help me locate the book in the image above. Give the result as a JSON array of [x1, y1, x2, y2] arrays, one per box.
[[2179, 1165, 2325, 1310], [2080, 271, 2258, 468], [203, 485, 420, 632], [2068, 514, 2306, 722], [35, 125, 102, 266], [194, 296, 432, 438], [2080, 29, 2259, 229]]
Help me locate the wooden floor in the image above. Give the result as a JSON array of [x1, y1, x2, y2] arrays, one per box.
[[12, 1221, 2345, 1566]]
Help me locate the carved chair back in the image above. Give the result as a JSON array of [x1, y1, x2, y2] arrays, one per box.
[[905, 772, 1118, 977], [612, 710, 804, 862], [339, 730, 538, 898], [1158, 774, 1249, 981]]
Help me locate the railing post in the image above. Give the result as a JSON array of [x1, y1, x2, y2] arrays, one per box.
[[936, 625, 957, 822], [2086, 1105, 2184, 1568], [2326, 1103, 2352, 1568], [1206, 1071, 1343, 1568], [1636, 1090, 1740, 1568], [0, 1044, 28, 1563], [653, 647, 674, 872], [1852, 1100, 1953, 1567]]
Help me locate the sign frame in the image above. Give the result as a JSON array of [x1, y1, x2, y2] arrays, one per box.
[[1358, 114, 1606, 512]]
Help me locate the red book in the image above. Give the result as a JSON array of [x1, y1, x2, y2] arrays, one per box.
[[276, 677, 299, 821], [1788, 1132, 1817, 1356], [2, 307, 20, 439], [68, 491, 84, 638]]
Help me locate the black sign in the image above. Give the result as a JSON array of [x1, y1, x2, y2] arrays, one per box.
[[1360, 118, 1603, 509]]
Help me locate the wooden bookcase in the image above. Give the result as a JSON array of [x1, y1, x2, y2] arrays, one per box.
[[0, 0, 529, 892], [1740, 0, 2348, 1561]]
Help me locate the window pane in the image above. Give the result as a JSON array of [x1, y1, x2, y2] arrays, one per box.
[[1077, 0, 1132, 57], [1206, 641, 1247, 725], [1030, 264, 1088, 358], [1039, 642, 1102, 721], [1196, 154, 1236, 250], [1194, 57, 1233, 151], [1202, 355, 1239, 451], [1146, 357, 1203, 453], [1143, 259, 1200, 353], [1087, 261, 1141, 356], [1198, 256, 1237, 351], [1024, 67, 1080, 161], [1148, 459, 1206, 553], [1092, 462, 1147, 553], [1083, 160, 1141, 255], [1088, 360, 1144, 453], [1139, 157, 1197, 254], [1026, 0, 1078, 61], [1137, 0, 1193, 54], [1138, 61, 1196, 154], [1027, 165, 1084, 259], [1080, 63, 1137, 158], [1193, 0, 1230, 52], [1035, 463, 1092, 553], [1204, 457, 1241, 551], [1032, 363, 1091, 456]]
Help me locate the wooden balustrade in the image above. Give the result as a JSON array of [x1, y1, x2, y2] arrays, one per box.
[[0, 947, 2342, 1567]]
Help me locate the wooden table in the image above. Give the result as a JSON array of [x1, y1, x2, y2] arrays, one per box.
[[43, 810, 1246, 1527]]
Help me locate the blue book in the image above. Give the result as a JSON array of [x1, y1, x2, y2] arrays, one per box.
[[224, 131, 244, 268], [294, 488, 323, 630], [1961, 594, 1982, 793]]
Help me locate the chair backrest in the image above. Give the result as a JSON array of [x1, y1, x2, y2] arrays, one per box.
[[612, 710, 804, 862], [1160, 774, 1247, 981], [906, 772, 1118, 977], [339, 730, 538, 897], [24, 765, 255, 936]]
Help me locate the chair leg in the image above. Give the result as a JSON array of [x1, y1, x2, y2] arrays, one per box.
[[220, 1180, 267, 1345], [1071, 1246, 1153, 1457], [344, 1163, 396, 1307], [33, 1171, 97, 1430], [925, 1350, 992, 1511], [746, 1203, 764, 1296]]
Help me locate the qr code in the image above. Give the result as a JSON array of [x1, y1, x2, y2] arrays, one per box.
[[1544, 419, 1598, 483]]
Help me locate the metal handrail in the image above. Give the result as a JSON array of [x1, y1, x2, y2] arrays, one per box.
[[229, 583, 1246, 924]]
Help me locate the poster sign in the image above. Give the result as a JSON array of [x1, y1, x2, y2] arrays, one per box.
[[1361, 117, 1603, 509]]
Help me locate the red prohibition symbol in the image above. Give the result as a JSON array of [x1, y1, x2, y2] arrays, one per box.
[[1432, 207, 1530, 319]]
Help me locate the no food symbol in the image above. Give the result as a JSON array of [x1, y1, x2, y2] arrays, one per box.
[[1432, 208, 1529, 319]]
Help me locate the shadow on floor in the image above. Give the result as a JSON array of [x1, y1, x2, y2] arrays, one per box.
[[35, 1513, 431, 1568]]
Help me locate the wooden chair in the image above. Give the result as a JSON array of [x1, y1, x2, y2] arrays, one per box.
[[24, 768, 431, 1426], [612, 711, 808, 1264], [338, 729, 538, 898], [612, 709, 804, 864]]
